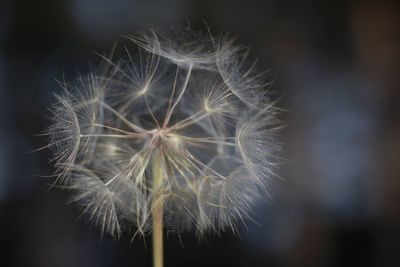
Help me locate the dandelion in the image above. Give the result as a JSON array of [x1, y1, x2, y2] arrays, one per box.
[[46, 27, 281, 267]]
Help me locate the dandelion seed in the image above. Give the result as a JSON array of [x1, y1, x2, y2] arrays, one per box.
[[46, 26, 281, 267]]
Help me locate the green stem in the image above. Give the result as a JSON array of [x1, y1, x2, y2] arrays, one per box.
[[152, 152, 164, 267]]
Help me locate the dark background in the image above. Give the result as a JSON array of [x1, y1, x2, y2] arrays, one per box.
[[1, 0, 400, 266]]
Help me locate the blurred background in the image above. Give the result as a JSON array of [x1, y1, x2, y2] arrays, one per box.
[[0, 0, 399, 266]]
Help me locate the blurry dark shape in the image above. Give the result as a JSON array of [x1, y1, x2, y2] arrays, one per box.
[[350, 0, 400, 221], [0, 1, 14, 42], [0, 55, 8, 201], [68, 0, 189, 42], [283, 64, 378, 267], [351, 0, 400, 90], [245, 202, 304, 254], [350, 2, 400, 267], [302, 75, 377, 222], [0, 1, 13, 200]]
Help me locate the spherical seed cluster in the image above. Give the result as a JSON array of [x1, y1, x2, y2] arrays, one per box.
[[47, 28, 281, 238]]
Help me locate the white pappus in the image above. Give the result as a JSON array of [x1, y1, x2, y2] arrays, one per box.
[[46, 27, 282, 239]]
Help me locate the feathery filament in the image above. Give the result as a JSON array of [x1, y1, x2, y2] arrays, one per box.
[[47, 28, 281, 238]]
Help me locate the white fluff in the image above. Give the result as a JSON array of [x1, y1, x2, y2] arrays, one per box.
[[47, 27, 281, 238]]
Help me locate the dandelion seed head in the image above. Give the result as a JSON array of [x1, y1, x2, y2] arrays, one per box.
[[47, 26, 281, 238]]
